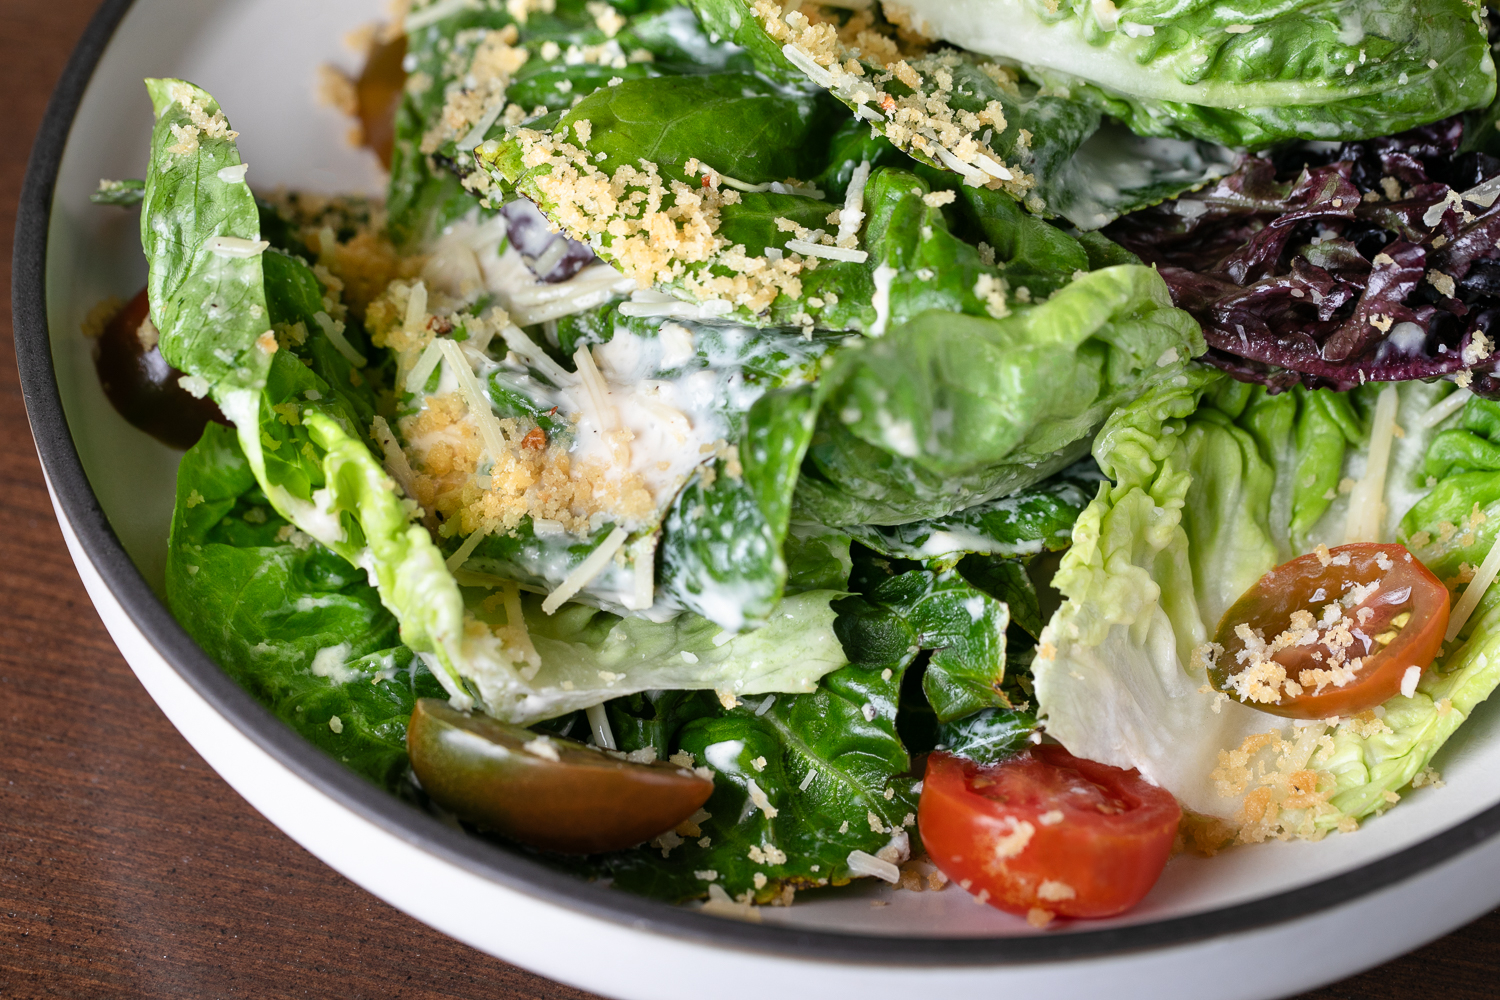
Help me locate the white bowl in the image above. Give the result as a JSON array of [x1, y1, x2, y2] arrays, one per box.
[[16, 2, 1500, 997]]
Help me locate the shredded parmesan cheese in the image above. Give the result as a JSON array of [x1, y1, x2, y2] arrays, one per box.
[[436, 338, 509, 462], [444, 525, 489, 571], [542, 525, 629, 613], [313, 310, 367, 367], [205, 235, 269, 257], [405, 340, 444, 395], [628, 534, 656, 611], [836, 159, 871, 249], [1344, 384, 1399, 543], [783, 238, 868, 263], [1446, 526, 1500, 641], [1414, 388, 1472, 430], [586, 702, 616, 749], [847, 849, 900, 883]]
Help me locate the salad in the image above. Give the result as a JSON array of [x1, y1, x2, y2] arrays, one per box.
[[83, 0, 1500, 926]]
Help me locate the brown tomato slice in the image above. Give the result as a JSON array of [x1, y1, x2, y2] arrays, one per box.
[[407, 699, 714, 854], [1208, 543, 1448, 719]]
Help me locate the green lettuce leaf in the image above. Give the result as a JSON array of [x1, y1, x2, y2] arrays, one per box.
[[167, 424, 445, 790], [842, 469, 1092, 568], [795, 264, 1205, 524], [893, 0, 1496, 148], [688, 0, 1236, 226], [390, 0, 732, 245], [1035, 372, 1498, 838], [593, 655, 919, 904], [836, 556, 1011, 724], [473, 588, 848, 723]]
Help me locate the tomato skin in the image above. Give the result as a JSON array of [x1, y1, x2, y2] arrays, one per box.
[[1209, 543, 1449, 719], [918, 747, 1180, 920]]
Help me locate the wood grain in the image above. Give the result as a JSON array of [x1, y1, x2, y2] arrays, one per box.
[[0, 3, 1496, 999]]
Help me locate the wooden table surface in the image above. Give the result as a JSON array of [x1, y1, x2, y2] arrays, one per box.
[[3, 3, 1500, 998]]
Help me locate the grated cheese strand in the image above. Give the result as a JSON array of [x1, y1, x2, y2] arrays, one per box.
[[586, 702, 617, 749], [500, 580, 541, 678], [404, 280, 429, 333], [781, 42, 833, 88], [314, 311, 367, 367], [573, 344, 632, 467], [837, 159, 871, 248], [1344, 384, 1400, 544], [370, 416, 418, 498], [1447, 527, 1500, 642], [457, 98, 505, 154], [504, 264, 636, 326], [784, 238, 868, 263], [205, 235, 269, 258], [499, 323, 574, 385], [542, 525, 629, 614], [444, 524, 490, 571], [846, 849, 900, 883], [628, 534, 656, 611], [436, 338, 509, 463], [405, 340, 444, 395], [572, 345, 617, 431], [1413, 388, 1473, 431]]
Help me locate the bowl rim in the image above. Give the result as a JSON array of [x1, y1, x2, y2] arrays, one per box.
[[16, 0, 1500, 969]]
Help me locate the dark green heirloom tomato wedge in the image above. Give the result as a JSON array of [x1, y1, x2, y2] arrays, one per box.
[[407, 699, 714, 855], [93, 287, 226, 449]]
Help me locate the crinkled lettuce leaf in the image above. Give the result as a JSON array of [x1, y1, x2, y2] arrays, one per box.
[[470, 588, 848, 724], [592, 656, 920, 904], [894, 0, 1496, 148], [167, 424, 445, 790], [1036, 371, 1500, 833], [390, 0, 733, 246], [842, 467, 1093, 568], [795, 263, 1205, 525], [687, 0, 1233, 227]]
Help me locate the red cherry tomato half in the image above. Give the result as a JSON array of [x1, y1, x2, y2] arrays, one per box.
[[1208, 543, 1448, 719], [918, 746, 1180, 920]]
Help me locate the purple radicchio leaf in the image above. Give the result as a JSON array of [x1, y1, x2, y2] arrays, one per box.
[[1107, 117, 1500, 397], [498, 197, 595, 283]]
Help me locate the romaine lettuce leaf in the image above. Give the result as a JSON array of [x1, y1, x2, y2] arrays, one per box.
[[894, 0, 1497, 148], [594, 656, 920, 905], [842, 468, 1093, 568], [390, 0, 735, 245], [795, 263, 1206, 524], [1036, 372, 1500, 839], [167, 424, 445, 790], [687, 0, 1234, 228]]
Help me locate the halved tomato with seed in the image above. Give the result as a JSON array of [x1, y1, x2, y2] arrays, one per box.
[[918, 747, 1180, 920], [1207, 543, 1448, 719]]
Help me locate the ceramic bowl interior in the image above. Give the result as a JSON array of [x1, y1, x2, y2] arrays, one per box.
[[23, 0, 1500, 969]]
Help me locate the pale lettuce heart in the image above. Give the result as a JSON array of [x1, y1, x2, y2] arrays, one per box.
[[1035, 372, 1497, 833]]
